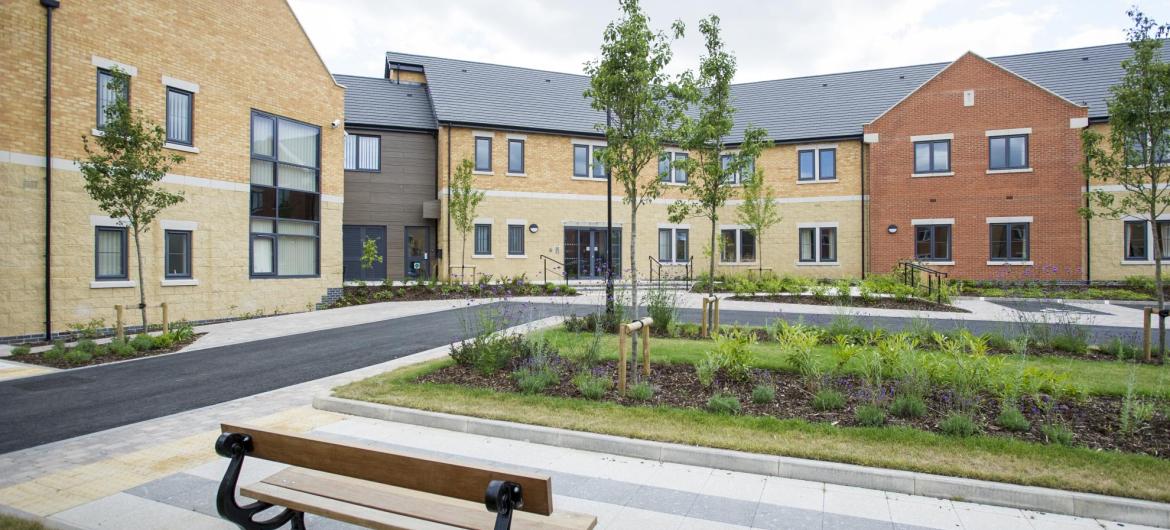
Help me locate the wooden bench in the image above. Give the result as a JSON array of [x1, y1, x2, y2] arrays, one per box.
[[214, 423, 596, 530]]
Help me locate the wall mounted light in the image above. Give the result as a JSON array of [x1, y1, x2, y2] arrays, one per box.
[[887, 224, 898, 234], [529, 223, 539, 234]]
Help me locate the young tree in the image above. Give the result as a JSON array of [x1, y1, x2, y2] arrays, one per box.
[[585, 0, 688, 356], [1081, 9, 1170, 361], [78, 69, 184, 332], [360, 237, 383, 279], [449, 158, 484, 284], [736, 169, 782, 277], [667, 15, 770, 298]]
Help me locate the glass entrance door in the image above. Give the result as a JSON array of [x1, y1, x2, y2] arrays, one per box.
[[404, 226, 431, 280], [564, 227, 621, 279]]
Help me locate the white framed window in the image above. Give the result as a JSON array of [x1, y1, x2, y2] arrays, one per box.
[[657, 227, 689, 262], [719, 227, 756, 263], [797, 146, 836, 182], [798, 225, 837, 263], [344, 134, 381, 171]]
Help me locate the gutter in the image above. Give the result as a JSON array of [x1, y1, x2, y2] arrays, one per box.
[[42, 0, 59, 341]]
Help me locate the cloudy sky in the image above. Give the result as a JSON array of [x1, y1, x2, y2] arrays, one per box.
[[289, 0, 1170, 83]]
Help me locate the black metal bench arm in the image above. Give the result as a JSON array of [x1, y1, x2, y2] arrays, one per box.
[[215, 432, 305, 530], [485, 480, 523, 530]]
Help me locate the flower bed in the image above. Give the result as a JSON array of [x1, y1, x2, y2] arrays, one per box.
[[958, 279, 1156, 301], [8, 322, 201, 368], [331, 278, 577, 308], [727, 294, 965, 312]]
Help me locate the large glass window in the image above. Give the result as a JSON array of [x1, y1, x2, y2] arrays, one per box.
[[657, 228, 689, 262], [819, 149, 836, 180], [913, 140, 950, 173], [508, 224, 525, 256], [573, 144, 608, 179], [508, 139, 525, 174], [989, 222, 1029, 261], [915, 224, 951, 261], [474, 136, 492, 172], [474, 224, 492, 256], [165, 87, 193, 146], [720, 228, 756, 263], [798, 148, 835, 181], [573, 145, 589, 177], [799, 226, 837, 263], [249, 111, 320, 277], [344, 134, 380, 171], [95, 226, 128, 280], [989, 135, 1029, 170], [1125, 220, 1148, 261], [96, 68, 128, 130], [164, 230, 192, 279]]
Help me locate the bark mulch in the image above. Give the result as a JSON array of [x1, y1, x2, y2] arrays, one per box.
[[8, 333, 204, 369]]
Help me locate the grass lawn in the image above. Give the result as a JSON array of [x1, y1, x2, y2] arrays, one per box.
[[538, 329, 1170, 398], [335, 357, 1170, 502], [0, 515, 46, 530]]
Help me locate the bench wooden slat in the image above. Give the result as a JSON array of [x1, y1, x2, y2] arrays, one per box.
[[244, 468, 595, 530], [241, 481, 460, 530], [222, 422, 554, 515]]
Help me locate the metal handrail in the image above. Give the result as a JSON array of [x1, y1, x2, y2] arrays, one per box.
[[648, 255, 664, 285], [648, 255, 694, 288], [898, 259, 950, 304], [539, 254, 568, 285]]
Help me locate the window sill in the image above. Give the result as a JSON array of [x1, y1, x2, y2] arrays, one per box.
[[794, 261, 839, 267], [986, 168, 1033, 175], [505, 172, 527, 177], [345, 168, 381, 173], [1121, 260, 1156, 265], [719, 261, 759, 266], [471, 254, 494, 259], [91, 280, 135, 289], [911, 172, 954, 178], [920, 261, 955, 266], [986, 260, 1034, 266], [662, 181, 687, 186], [161, 278, 199, 286], [571, 176, 606, 182], [506, 254, 527, 259], [472, 170, 494, 176], [90, 128, 105, 137], [796, 179, 837, 185], [164, 142, 199, 154]]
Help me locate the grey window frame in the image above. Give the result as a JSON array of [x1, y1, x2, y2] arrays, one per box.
[[659, 153, 672, 183], [94, 226, 129, 281], [799, 226, 837, 263], [818, 148, 836, 180], [591, 146, 607, 179], [661, 152, 689, 184], [573, 144, 589, 177], [165, 86, 194, 146], [344, 134, 381, 172], [474, 136, 492, 172], [914, 224, 951, 260], [164, 229, 193, 279], [657, 227, 690, 262], [797, 150, 816, 181], [988, 134, 1029, 170], [913, 140, 950, 173], [988, 222, 1030, 262], [507, 224, 525, 256], [248, 110, 321, 278], [474, 223, 492, 256], [719, 228, 755, 263], [1129, 131, 1170, 166], [507, 139, 525, 174], [1124, 220, 1149, 261], [96, 68, 129, 130]]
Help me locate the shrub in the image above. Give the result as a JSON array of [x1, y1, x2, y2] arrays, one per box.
[[62, 347, 93, 365], [1050, 332, 1088, 355], [706, 394, 742, 415], [855, 404, 887, 427], [168, 321, 196, 342], [695, 354, 719, 388], [107, 339, 135, 357], [981, 331, 1014, 352], [824, 314, 865, 343], [9, 344, 31, 356], [69, 318, 105, 340], [811, 388, 846, 411], [1099, 337, 1141, 360], [513, 366, 559, 394], [153, 333, 176, 349], [890, 395, 927, 419], [775, 322, 823, 388], [42, 341, 66, 361], [644, 287, 677, 332], [74, 339, 97, 354], [628, 382, 654, 402], [572, 373, 611, 400], [939, 413, 979, 437], [1040, 423, 1074, 446], [751, 384, 776, 404], [450, 334, 524, 375], [996, 406, 1031, 432], [1124, 275, 1156, 293], [1120, 382, 1157, 435], [707, 329, 756, 382], [564, 327, 604, 369]]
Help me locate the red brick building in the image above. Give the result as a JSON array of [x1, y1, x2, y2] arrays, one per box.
[[864, 52, 1090, 281]]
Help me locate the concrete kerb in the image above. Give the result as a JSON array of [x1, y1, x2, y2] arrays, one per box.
[[313, 394, 1170, 528]]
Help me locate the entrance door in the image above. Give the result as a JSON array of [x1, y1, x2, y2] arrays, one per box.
[[404, 226, 431, 280], [342, 225, 387, 282], [563, 227, 621, 279]]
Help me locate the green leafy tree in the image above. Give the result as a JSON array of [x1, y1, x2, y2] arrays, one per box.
[[78, 68, 184, 332], [667, 15, 770, 297], [449, 158, 484, 283], [736, 169, 781, 277], [585, 0, 689, 361], [1080, 9, 1170, 360], [360, 237, 383, 277]]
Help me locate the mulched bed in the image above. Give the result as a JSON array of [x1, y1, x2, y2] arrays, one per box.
[[958, 284, 1158, 301], [420, 360, 1170, 458], [727, 294, 967, 313], [7, 333, 204, 369], [331, 284, 578, 307]]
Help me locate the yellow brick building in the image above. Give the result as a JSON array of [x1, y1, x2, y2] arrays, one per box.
[[0, 0, 345, 341]]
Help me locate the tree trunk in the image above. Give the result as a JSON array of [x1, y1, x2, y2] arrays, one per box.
[[132, 227, 147, 333], [460, 232, 467, 285], [1154, 208, 1165, 363], [708, 217, 716, 299], [628, 202, 639, 384]]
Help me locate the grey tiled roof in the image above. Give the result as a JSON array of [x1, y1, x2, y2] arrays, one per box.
[[334, 74, 436, 131], [384, 42, 1170, 143]]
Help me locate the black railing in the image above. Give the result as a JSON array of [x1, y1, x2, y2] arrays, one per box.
[[648, 255, 694, 289], [539, 254, 568, 285], [898, 260, 949, 304]]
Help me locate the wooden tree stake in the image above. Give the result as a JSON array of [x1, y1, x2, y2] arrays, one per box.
[[115, 304, 125, 341]]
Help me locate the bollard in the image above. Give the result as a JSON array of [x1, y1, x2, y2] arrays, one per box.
[[700, 298, 709, 338], [1144, 307, 1154, 362], [161, 302, 169, 335], [617, 317, 654, 392], [712, 297, 721, 335], [115, 304, 125, 341]]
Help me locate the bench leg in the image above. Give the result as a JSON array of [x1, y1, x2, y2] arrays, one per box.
[[215, 432, 305, 530], [484, 480, 522, 530]]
